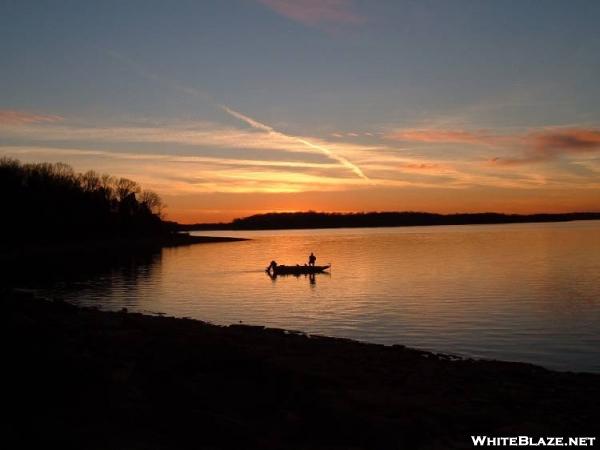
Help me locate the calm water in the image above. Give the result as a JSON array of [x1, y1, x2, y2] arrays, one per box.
[[41, 221, 600, 372]]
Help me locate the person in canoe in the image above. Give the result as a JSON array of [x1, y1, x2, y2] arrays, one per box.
[[268, 260, 278, 272], [308, 252, 316, 267]]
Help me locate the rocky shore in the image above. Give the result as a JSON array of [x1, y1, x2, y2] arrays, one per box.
[[4, 289, 599, 450]]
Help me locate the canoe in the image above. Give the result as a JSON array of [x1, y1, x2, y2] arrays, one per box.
[[267, 264, 330, 275]]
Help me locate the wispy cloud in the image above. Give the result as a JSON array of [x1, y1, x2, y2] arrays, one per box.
[[492, 128, 600, 166], [331, 131, 380, 139], [257, 0, 363, 27], [221, 105, 370, 181], [531, 128, 600, 151], [387, 125, 600, 168], [387, 128, 497, 146], [101, 50, 371, 179], [5, 112, 599, 196], [0, 117, 384, 167], [0, 109, 63, 125], [0, 145, 364, 194]]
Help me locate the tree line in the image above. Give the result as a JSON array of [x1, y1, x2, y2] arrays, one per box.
[[229, 211, 600, 230], [176, 210, 600, 231], [0, 158, 168, 244]]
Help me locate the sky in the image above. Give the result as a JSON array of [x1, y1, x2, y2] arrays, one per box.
[[1, 0, 600, 223]]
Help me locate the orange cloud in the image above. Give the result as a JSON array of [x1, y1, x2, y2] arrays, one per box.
[[403, 162, 441, 170], [387, 129, 495, 146], [530, 128, 600, 151], [390, 126, 600, 166], [257, 0, 363, 26], [0, 110, 62, 125], [492, 128, 600, 165]]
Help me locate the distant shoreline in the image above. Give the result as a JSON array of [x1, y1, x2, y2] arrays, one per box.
[[177, 211, 600, 231], [5, 289, 599, 449]]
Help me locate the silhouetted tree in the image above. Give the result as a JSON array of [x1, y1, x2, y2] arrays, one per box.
[[0, 158, 168, 245], [226, 211, 600, 230], [140, 190, 164, 217]]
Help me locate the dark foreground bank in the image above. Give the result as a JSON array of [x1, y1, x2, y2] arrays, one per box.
[[0, 233, 247, 261], [4, 290, 599, 450]]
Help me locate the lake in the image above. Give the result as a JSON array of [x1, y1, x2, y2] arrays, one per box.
[[39, 220, 600, 372]]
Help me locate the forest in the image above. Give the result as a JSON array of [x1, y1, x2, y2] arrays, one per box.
[[0, 158, 168, 245], [228, 211, 600, 230], [178, 211, 600, 231]]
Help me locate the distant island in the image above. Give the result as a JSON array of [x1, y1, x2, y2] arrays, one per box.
[[177, 211, 600, 231]]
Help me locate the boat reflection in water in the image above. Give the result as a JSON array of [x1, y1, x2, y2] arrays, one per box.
[[266, 263, 330, 276], [265, 261, 331, 285], [266, 269, 331, 285]]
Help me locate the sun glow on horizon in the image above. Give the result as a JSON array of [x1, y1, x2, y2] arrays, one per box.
[[2, 109, 600, 223]]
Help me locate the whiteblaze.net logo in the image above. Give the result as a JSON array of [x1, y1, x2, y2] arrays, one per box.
[[471, 436, 596, 447]]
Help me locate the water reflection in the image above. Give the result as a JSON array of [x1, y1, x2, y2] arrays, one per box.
[[266, 271, 330, 286], [5, 246, 162, 311], [27, 220, 600, 372]]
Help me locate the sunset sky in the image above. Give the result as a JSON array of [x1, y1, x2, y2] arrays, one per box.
[[2, 0, 600, 222]]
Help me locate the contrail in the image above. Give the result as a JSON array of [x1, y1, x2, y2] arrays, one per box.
[[106, 50, 215, 102], [106, 50, 369, 181], [221, 105, 369, 181]]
